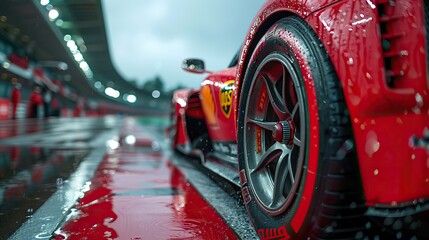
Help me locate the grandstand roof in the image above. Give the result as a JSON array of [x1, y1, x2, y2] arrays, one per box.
[[0, 0, 164, 113]]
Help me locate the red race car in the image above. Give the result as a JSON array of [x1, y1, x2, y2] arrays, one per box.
[[170, 0, 429, 238]]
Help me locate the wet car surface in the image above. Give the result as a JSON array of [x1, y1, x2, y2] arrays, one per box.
[[0, 117, 257, 239]]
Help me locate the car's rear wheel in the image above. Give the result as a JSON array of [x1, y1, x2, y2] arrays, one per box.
[[238, 16, 367, 239]]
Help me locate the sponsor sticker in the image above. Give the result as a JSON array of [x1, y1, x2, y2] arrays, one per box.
[[220, 80, 235, 118], [256, 127, 262, 153], [258, 226, 289, 240], [239, 169, 247, 186], [258, 84, 267, 111], [241, 186, 252, 205]]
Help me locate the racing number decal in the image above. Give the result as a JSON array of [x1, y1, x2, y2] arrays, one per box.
[[220, 80, 235, 118]]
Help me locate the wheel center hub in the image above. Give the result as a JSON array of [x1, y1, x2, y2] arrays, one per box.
[[272, 120, 294, 144]]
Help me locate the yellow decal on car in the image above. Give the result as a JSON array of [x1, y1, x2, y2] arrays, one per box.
[[220, 80, 235, 118], [200, 85, 217, 125]]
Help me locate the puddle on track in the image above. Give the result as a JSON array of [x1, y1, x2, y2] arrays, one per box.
[[0, 146, 90, 239]]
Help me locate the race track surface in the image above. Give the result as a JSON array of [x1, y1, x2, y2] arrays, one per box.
[[0, 116, 257, 239]]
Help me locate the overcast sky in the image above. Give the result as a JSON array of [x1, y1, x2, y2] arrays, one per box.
[[101, 0, 265, 91]]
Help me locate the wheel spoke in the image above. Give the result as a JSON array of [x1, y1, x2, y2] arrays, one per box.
[[262, 74, 288, 120], [293, 135, 302, 147], [288, 152, 295, 184], [247, 117, 276, 132], [281, 64, 287, 101], [251, 142, 284, 173], [291, 103, 299, 119], [270, 151, 288, 206]]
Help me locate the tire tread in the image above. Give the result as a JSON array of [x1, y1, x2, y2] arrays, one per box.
[[289, 16, 368, 238]]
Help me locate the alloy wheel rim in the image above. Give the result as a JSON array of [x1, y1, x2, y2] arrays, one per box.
[[243, 52, 306, 216]]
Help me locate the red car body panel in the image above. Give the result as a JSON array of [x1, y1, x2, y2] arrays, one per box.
[[171, 89, 198, 147], [235, 0, 429, 207], [200, 67, 237, 142], [173, 0, 428, 209], [305, 0, 429, 206]]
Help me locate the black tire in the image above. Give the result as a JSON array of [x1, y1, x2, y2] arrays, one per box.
[[237, 16, 367, 239]]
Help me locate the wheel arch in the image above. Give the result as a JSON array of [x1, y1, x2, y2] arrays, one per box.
[[233, 0, 341, 132]]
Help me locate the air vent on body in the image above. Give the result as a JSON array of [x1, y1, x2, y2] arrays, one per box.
[[376, 0, 406, 87]]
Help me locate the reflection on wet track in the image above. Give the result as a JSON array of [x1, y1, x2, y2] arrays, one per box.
[[53, 149, 236, 239], [0, 147, 89, 238], [0, 117, 254, 239], [0, 117, 119, 239]]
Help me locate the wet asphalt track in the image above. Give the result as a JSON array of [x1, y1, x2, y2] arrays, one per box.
[[0, 116, 258, 239]]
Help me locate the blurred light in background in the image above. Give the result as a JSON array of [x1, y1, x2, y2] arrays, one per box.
[[74, 52, 83, 62], [122, 94, 137, 103], [125, 135, 136, 145], [105, 87, 120, 98], [151, 141, 160, 151], [152, 90, 160, 99], [63, 34, 71, 41], [48, 9, 59, 20], [127, 94, 137, 103], [94, 81, 103, 89], [64, 34, 94, 80], [106, 139, 119, 150], [38, 0, 163, 104], [67, 40, 77, 51], [55, 19, 63, 27], [79, 61, 88, 70], [40, 0, 49, 6]]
